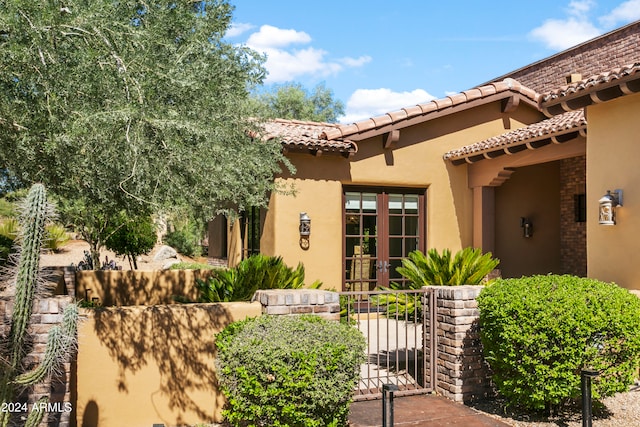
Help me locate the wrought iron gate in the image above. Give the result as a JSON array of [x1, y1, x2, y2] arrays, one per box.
[[340, 288, 437, 401]]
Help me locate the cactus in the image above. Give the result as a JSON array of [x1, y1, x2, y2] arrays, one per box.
[[0, 184, 78, 427]]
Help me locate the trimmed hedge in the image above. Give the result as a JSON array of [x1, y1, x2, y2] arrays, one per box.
[[215, 315, 366, 427], [478, 275, 640, 412]]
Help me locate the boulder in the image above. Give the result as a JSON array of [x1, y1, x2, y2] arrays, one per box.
[[153, 245, 178, 262]]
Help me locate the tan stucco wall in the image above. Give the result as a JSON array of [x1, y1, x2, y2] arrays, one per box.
[[587, 93, 640, 289], [75, 302, 262, 427], [494, 162, 562, 277], [263, 104, 543, 288], [76, 269, 219, 306]]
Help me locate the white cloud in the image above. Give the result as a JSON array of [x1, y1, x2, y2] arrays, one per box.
[[226, 22, 254, 38], [243, 25, 370, 84], [339, 88, 435, 124], [259, 47, 342, 82], [568, 0, 596, 17], [600, 0, 640, 28], [529, 18, 600, 50], [246, 25, 311, 49], [340, 56, 372, 68]]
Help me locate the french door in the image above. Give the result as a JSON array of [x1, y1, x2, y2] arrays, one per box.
[[343, 189, 426, 291]]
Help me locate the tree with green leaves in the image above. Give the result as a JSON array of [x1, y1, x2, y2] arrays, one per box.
[[253, 82, 345, 123], [104, 211, 157, 269], [0, 1, 292, 263]]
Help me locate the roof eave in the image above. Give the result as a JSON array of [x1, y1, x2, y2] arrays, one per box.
[[540, 69, 640, 116], [343, 91, 540, 142]]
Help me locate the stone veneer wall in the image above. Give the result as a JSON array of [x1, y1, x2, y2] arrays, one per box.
[[560, 156, 587, 276], [428, 286, 492, 402], [258, 288, 492, 403], [0, 295, 75, 427], [253, 289, 340, 321]]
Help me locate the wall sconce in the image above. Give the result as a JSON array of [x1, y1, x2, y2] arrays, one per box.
[[299, 212, 311, 250], [598, 189, 623, 225], [520, 217, 533, 238]]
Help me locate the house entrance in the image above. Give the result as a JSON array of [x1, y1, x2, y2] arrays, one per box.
[[344, 189, 425, 291], [340, 287, 437, 400]]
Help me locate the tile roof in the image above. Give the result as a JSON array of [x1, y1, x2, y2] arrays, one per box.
[[321, 79, 540, 141], [541, 63, 640, 103], [261, 119, 356, 155], [539, 63, 640, 116], [443, 110, 586, 164]]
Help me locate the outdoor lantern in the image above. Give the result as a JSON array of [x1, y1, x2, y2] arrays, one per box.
[[598, 189, 623, 225], [520, 217, 533, 238], [299, 212, 311, 249]]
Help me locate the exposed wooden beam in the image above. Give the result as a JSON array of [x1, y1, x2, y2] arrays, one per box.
[[383, 129, 400, 149], [501, 95, 520, 113]]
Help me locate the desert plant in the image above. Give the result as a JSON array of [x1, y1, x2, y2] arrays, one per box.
[[163, 217, 203, 258], [104, 211, 157, 269], [478, 275, 640, 413], [397, 247, 499, 288], [196, 254, 321, 302], [169, 262, 217, 270], [0, 184, 78, 427], [44, 223, 70, 252], [216, 315, 366, 427], [0, 217, 18, 263]]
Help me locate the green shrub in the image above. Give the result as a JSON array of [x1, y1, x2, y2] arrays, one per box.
[[196, 254, 321, 302], [216, 315, 366, 427], [397, 247, 499, 288], [163, 218, 203, 257], [478, 275, 640, 413], [169, 262, 217, 270]]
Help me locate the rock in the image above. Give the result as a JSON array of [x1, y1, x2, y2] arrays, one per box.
[[153, 245, 178, 262]]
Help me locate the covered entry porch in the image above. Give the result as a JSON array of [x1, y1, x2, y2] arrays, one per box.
[[445, 110, 587, 278]]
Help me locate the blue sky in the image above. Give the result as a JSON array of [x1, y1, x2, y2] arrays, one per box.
[[226, 1, 640, 123]]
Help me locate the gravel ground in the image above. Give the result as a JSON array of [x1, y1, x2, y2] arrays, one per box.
[[468, 383, 640, 427]]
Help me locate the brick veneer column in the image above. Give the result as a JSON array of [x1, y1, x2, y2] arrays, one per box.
[[253, 289, 340, 321], [0, 295, 76, 427], [429, 286, 492, 402]]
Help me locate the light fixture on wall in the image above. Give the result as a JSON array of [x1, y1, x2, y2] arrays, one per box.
[[299, 212, 311, 250], [520, 217, 533, 238], [598, 189, 623, 225]]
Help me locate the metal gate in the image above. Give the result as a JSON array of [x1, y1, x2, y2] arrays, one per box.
[[340, 288, 437, 401]]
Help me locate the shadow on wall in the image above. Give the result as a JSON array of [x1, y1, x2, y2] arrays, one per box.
[[75, 269, 218, 306], [79, 303, 237, 426], [81, 400, 99, 426]]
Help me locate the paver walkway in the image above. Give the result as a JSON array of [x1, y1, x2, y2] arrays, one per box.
[[349, 394, 512, 426]]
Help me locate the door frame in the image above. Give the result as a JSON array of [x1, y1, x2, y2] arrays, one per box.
[[342, 186, 426, 291]]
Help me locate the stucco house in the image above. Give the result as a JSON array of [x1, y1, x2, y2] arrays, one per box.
[[209, 20, 640, 291]]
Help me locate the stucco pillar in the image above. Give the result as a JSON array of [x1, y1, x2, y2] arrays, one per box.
[[473, 187, 495, 253]]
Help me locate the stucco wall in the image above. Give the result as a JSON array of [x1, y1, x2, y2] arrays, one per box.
[[587, 93, 640, 289], [75, 302, 262, 427], [263, 104, 542, 289], [75, 269, 219, 306], [495, 162, 562, 278]]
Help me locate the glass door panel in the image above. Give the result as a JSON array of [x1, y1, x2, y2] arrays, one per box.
[[345, 192, 379, 291], [344, 190, 425, 290]]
